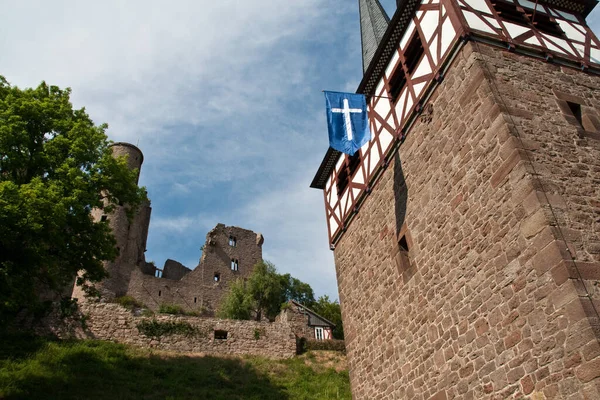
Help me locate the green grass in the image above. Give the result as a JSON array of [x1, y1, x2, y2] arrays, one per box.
[[0, 334, 350, 400]]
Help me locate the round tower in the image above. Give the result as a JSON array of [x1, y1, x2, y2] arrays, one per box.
[[72, 142, 151, 300]]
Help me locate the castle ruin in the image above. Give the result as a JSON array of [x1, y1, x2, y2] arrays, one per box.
[[72, 142, 264, 315]]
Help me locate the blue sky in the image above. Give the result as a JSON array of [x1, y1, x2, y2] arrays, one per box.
[[1, 1, 599, 300]]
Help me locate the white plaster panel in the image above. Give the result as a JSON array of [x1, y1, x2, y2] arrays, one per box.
[[591, 48, 600, 64], [369, 149, 380, 176], [440, 18, 456, 58], [540, 35, 571, 56], [374, 98, 392, 121], [413, 82, 426, 99], [400, 21, 417, 51], [430, 35, 439, 64], [524, 36, 542, 46], [352, 187, 361, 200], [421, 11, 440, 43], [559, 21, 585, 42], [329, 217, 338, 236], [572, 43, 584, 58], [385, 52, 401, 79], [542, 35, 575, 56], [413, 57, 432, 79], [394, 91, 406, 124], [353, 169, 365, 185], [463, 10, 497, 34], [416, 11, 424, 20], [404, 95, 414, 120], [483, 16, 501, 29], [335, 155, 345, 172], [462, 0, 490, 13], [380, 130, 394, 156], [503, 22, 530, 38]]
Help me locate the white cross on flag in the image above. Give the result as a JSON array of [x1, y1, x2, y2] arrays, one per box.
[[324, 91, 371, 155]]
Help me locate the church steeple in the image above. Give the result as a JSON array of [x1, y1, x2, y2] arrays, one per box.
[[359, 0, 390, 74]]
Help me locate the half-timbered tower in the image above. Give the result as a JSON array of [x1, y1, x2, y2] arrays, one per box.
[[311, 0, 600, 398]]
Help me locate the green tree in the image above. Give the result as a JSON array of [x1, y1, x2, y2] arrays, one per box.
[[312, 295, 344, 340], [217, 278, 253, 320], [0, 77, 146, 324], [279, 273, 315, 308], [247, 260, 282, 321]]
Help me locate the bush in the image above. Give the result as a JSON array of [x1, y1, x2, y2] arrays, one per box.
[[304, 339, 346, 353], [136, 319, 202, 338], [114, 296, 143, 310], [159, 304, 185, 315]]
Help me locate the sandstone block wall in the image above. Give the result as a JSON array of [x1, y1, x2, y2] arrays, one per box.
[[334, 42, 600, 399], [44, 302, 296, 359]]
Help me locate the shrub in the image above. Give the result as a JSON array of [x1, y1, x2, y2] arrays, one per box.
[[159, 304, 185, 315], [305, 339, 346, 353], [136, 319, 201, 338], [114, 296, 143, 310]]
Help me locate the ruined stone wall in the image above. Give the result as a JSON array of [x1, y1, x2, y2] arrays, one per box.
[[277, 303, 314, 339], [126, 224, 263, 314], [334, 42, 600, 400], [162, 259, 191, 280], [41, 302, 296, 359]]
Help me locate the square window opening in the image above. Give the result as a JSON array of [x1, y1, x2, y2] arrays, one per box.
[[214, 273, 221, 282], [214, 330, 228, 340]]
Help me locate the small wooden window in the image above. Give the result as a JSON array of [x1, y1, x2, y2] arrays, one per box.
[[214, 330, 228, 340], [336, 152, 361, 196], [389, 67, 407, 103], [315, 327, 324, 341], [531, 13, 565, 38], [214, 273, 221, 282], [228, 236, 237, 247], [491, 0, 529, 25], [404, 33, 424, 75], [231, 259, 239, 271]]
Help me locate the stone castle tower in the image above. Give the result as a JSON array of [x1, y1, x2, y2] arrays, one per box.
[[72, 142, 152, 300], [312, 0, 600, 398], [72, 143, 264, 314]]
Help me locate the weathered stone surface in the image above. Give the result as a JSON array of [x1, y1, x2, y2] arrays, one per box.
[[40, 302, 297, 359]]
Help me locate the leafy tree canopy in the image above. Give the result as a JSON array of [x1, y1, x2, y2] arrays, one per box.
[[0, 76, 146, 323]]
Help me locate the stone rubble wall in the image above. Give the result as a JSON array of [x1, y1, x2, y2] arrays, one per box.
[[334, 41, 600, 400], [126, 224, 263, 314], [45, 302, 297, 359]]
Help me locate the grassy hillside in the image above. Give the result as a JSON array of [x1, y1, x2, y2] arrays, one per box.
[[0, 334, 350, 400]]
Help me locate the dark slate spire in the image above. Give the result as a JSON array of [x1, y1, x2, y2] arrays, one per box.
[[359, 0, 390, 74]]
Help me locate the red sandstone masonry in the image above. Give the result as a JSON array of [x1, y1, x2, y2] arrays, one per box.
[[334, 42, 600, 399]]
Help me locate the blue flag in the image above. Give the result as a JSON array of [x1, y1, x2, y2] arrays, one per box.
[[324, 91, 371, 155]]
